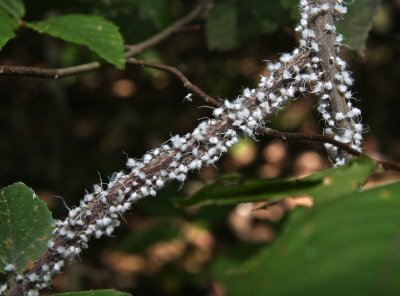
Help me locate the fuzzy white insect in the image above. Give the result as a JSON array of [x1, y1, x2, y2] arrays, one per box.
[[280, 53, 293, 63], [213, 107, 224, 117], [256, 91, 266, 101], [334, 3, 347, 14], [4, 264, 15, 272], [53, 260, 64, 272], [184, 93, 193, 102], [27, 290, 39, 296], [335, 112, 345, 121]]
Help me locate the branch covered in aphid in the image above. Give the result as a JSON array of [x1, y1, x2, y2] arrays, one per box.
[[295, 0, 363, 165], [3, 1, 364, 295], [262, 128, 400, 171], [3, 47, 310, 296]]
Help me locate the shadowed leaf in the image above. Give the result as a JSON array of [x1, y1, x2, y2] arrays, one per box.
[[0, 182, 54, 274], [179, 157, 375, 207], [206, 2, 238, 51], [213, 181, 400, 295], [337, 0, 382, 55]]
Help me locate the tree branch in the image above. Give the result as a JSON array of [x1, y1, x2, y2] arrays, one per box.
[[0, 0, 212, 79], [4, 45, 311, 296], [0, 62, 101, 79], [126, 58, 219, 106], [262, 128, 400, 171], [309, 0, 361, 162], [124, 0, 212, 57]]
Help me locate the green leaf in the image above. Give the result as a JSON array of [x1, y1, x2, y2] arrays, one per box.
[[130, 0, 172, 29], [337, 0, 382, 55], [180, 157, 375, 207], [205, 3, 238, 51], [179, 173, 321, 207], [236, 0, 293, 41], [0, 0, 24, 50], [54, 289, 132, 296], [205, 0, 297, 50], [214, 181, 400, 295], [0, 9, 18, 50], [280, 0, 301, 20], [0, 0, 25, 18], [119, 221, 180, 253], [0, 182, 54, 274], [303, 156, 375, 205], [133, 180, 186, 218], [26, 14, 125, 69]]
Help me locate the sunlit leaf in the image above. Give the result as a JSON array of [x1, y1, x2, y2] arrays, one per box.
[[26, 14, 125, 69]]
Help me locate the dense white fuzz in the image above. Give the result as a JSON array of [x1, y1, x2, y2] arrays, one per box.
[[297, 0, 363, 165], [4, 264, 15, 273], [0, 285, 8, 294]]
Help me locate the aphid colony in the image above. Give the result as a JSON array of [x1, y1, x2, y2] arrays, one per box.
[[295, 0, 363, 165], [1, 1, 363, 295]]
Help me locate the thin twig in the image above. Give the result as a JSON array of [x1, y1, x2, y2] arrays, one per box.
[[0, 62, 101, 79], [0, 0, 212, 79], [126, 58, 219, 106], [262, 128, 400, 171], [124, 0, 212, 57]]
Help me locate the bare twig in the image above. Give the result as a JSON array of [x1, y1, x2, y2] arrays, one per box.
[[0, 62, 101, 79], [124, 0, 212, 57], [126, 58, 219, 106], [262, 128, 400, 171], [0, 0, 212, 79], [263, 128, 362, 155]]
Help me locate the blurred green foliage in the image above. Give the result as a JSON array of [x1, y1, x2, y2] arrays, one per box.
[[213, 180, 400, 295], [55, 290, 131, 296]]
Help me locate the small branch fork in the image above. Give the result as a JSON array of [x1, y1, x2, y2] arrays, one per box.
[[126, 58, 219, 106], [0, 0, 212, 79]]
